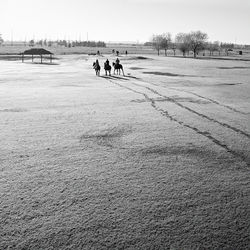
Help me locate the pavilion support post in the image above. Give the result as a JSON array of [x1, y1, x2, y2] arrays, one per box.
[[41, 55, 43, 64], [50, 54, 52, 63], [32, 54, 34, 62], [22, 54, 24, 63]]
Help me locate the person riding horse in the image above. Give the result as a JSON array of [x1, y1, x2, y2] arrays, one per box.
[[104, 59, 111, 76], [115, 58, 120, 65], [93, 59, 101, 76], [112, 59, 124, 75]]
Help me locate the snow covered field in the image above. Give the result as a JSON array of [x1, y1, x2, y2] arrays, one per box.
[[0, 54, 249, 249]]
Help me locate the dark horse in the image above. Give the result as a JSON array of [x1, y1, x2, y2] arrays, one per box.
[[104, 62, 111, 76], [112, 62, 124, 75], [93, 62, 101, 76]]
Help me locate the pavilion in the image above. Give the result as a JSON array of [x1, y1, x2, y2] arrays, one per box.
[[21, 48, 54, 64]]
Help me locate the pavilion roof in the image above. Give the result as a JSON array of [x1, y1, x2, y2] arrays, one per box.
[[22, 48, 53, 55]]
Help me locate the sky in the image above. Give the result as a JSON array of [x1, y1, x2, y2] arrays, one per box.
[[1, 0, 250, 44]]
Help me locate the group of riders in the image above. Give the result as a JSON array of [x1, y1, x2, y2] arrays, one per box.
[[93, 49, 128, 76], [94, 57, 120, 69], [93, 57, 124, 76]]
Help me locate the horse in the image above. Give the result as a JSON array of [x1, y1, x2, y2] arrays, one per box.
[[112, 62, 124, 76], [93, 62, 101, 76], [104, 62, 111, 76]]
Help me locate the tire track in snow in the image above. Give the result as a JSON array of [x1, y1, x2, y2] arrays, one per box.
[[138, 79, 248, 115], [129, 81, 250, 139], [103, 78, 249, 165], [168, 85, 248, 115], [147, 95, 248, 164]]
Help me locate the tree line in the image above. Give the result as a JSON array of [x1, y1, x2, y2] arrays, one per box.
[[29, 39, 106, 48], [146, 31, 237, 57]]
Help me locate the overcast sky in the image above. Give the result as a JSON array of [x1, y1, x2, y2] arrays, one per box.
[[1, 0, 250, 44]]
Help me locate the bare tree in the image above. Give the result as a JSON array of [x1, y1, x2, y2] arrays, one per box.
[[29, 40, 35, 47], [151, 34, 163, 55], [217, 41, 222, 56], [0, 34, 3, 45], [212, 41, 220, 55], [161, 33, 172, 56], [206, 41, 220, 56], [149, 31, 208, 58], [206, 42, 212, 56], [37, 40, 43, 46], [221, 42, 234, 56], [187, 31, 208, 58], [175, 33, 190, 57], [171, 42, 177, 56]]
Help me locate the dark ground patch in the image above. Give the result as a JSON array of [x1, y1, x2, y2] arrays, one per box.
[[0, 108, 27, 112], [140, 145, 215, 159], [218, 83, 243, 86], [80, 126, 132, 148], [127, 56, 151, 60], [143, 71, 202, 77], [129, 67, 145, 70], [218, 66, 250, 69]]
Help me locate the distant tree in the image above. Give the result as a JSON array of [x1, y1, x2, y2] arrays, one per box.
[[37, 40, 43, 46], [0, 34, 4, 45], [214, 41, 220, 54], [175, 33, 190, 57], [221, 42, 234, 56], [206, 41, 219, 56], [96, 41, 106, 47], [29, 39, 35, 47], [63, 40, 68, 47], [187, 31, 208, 58], [144, 41, 153, 46], [161, 33, 172, 56], [48, 40, 52, 47], [171, 42, 177, 56], [206, 42, 212, 56], [152, 34, 164, 55], [217, 42, 223, 56], [48, 39, 105, 48], [58, 40, 68, 47]]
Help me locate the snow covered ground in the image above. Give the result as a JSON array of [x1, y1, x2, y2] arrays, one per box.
[[0, 54, 249, 249]]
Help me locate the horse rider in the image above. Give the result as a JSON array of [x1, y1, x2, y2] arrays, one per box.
[[105, 59, 110, 66], [115, 57, 120, 65], [95, 59, 100, 66]]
